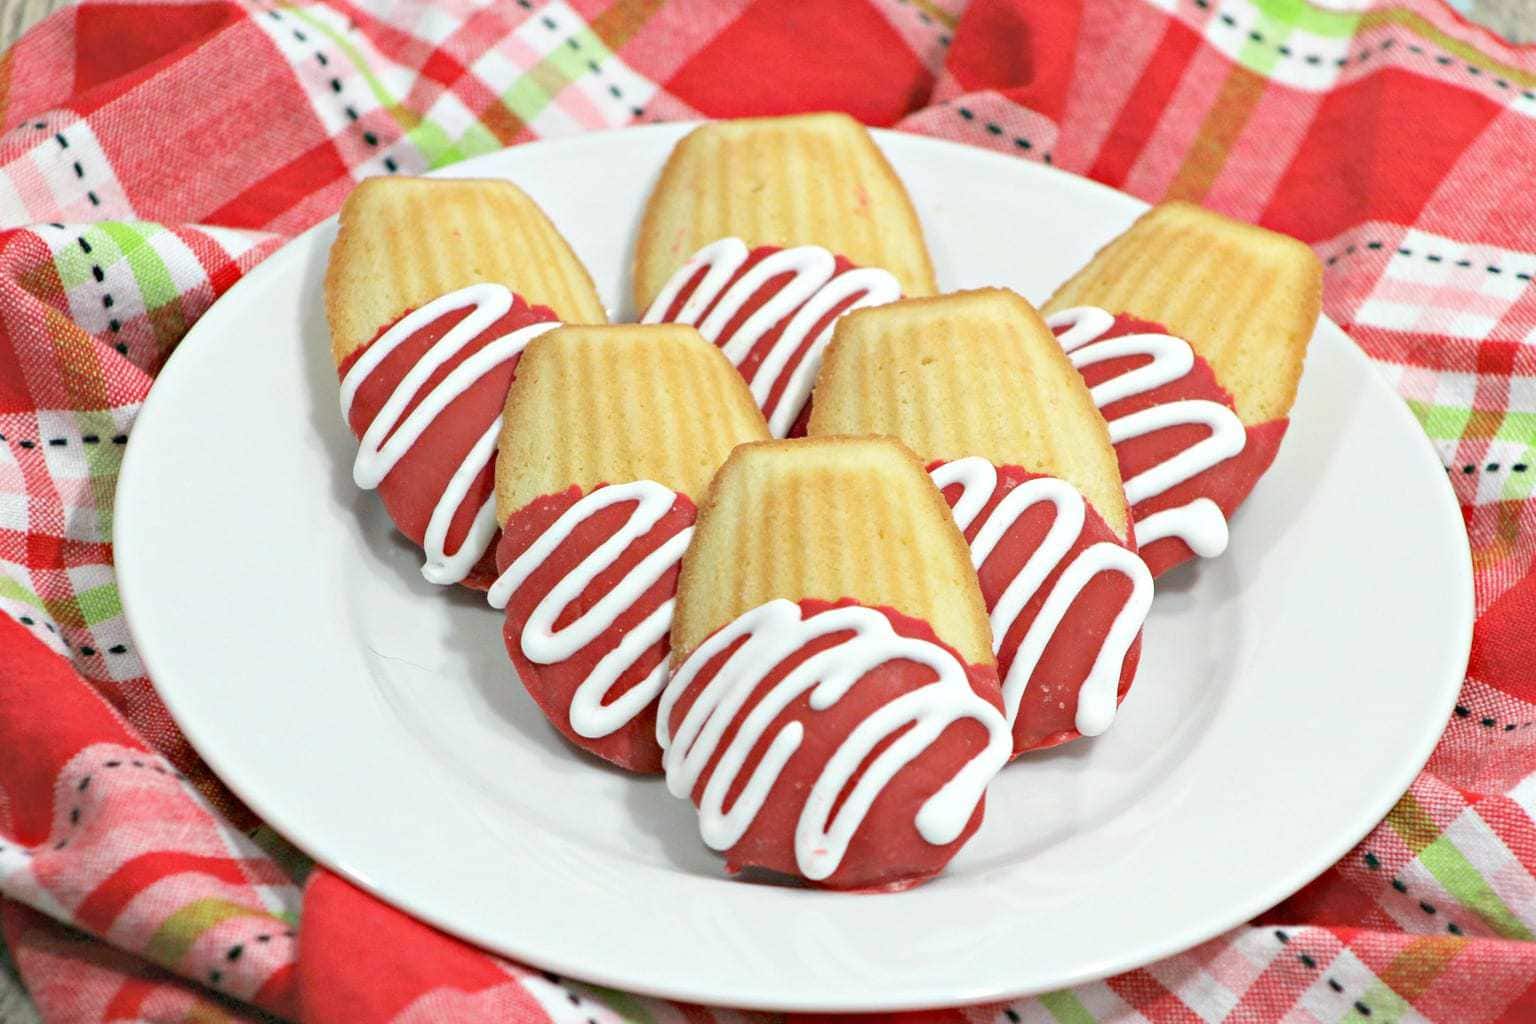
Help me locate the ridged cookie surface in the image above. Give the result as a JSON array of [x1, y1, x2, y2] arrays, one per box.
[[1043, 201, 1321, 425], [325, 176, 607, 366], [673, 436, 993, 667], [633, 113, 936, 309], [495, 324, 769, 521], [809, 289, 1129, 539]]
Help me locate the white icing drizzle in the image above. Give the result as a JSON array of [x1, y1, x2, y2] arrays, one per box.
[[340, 283, 559, 585], [1046, 306, 1248, 558], [642, 238, 901, 437], [487, 481, 690, 740], [929, 457, 1153, 737], [656, 599, 1010, 882]]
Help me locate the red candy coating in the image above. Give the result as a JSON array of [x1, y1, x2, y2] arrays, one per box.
[[932, 461, 1144, 754], [1058, 313, 1288, 577], [664, 598, 1003, 891], [339, 295, 558, 589], [495, 484, 697, 774], [655, 245, 879, 437]]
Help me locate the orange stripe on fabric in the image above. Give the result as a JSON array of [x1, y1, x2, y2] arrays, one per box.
[[47, 305, 113, 412], [0, 50, 12, 126], [1165, 63, 1267, 204], [589, 0, 669, 45], [1378, 935, 1466, 1003]]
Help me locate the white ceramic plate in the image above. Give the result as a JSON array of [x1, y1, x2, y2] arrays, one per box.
[[115, 125, 1472, 1012]]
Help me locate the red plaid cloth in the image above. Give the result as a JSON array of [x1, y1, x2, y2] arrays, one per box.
[[2, 0, 1534, 1020]]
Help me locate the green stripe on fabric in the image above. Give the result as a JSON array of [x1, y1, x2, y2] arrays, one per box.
[[145, 899, 278, 966], [1040, 990, 1097, 1024], [501, 73, 558, 124], [499, 25, 612, 125], [96, 223, 176, 311], [578, 985, 655, 1024], [74, 584, 121, 625], [1250, 0, 1359, 37], [451, 124, 504, 163], [544, 26, 613, 81], [69, 408, 125, 540], [1405, 400, 1472, 442], [1238, 10, 1292, 75], [285, 7, 460, 168], [52, 233, 93, 289], [1343, 982, 1410, 1023], [1420, 833, 1534, 939], [1497, 410, 1536, 443], [0, 577, 43, 609]]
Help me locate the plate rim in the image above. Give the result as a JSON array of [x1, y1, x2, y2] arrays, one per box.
[[115, 124, 1474, 1011]]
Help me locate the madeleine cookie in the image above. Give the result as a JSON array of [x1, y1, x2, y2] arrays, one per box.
[[1043, 201, 1322, 575], [659, 436, 1011, 890], [636, 114, 934, 437], [326, 177, 606, 589], [810, 290, 1153, 753], [487, 325, 769, 773]]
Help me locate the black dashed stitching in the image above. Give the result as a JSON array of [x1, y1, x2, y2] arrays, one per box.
[[1326, 239, 1532, 283]]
